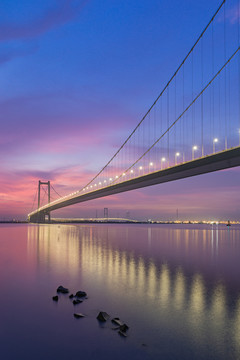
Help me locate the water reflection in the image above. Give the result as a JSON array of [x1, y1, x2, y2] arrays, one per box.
[[27, 224, 240, 357]]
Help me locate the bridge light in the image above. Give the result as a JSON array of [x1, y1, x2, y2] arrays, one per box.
[[139, 166, 143, 170], [161, 157, 166, 170], [109, 177, 112, 181], [86, 187, 88, 190], [175, 152, 180, 165], [99, 182, 101, 185], [123, 173, 126, 176], [104, 180, 106, 183], [83, 188, 85, 191], [90, 185, 93, 188], [192, 145, 198, 160], [213, 138, 218, 153], [115, 175, 118, 179], [94, 184, 97, 186], [148, 162, 154, 173]]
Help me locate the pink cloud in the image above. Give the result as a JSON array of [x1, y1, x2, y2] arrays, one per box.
[[0, 94, 132, 159], [226, 3, 240, 24], [0, 0, 90, 42], [217, 2, 240, 24], [0, 162, 97, 219]]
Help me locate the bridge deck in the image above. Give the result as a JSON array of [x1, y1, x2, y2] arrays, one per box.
[[29, 147, 240, 222]]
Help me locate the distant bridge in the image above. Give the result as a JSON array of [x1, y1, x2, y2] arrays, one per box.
[[28, 0, 240, 223]]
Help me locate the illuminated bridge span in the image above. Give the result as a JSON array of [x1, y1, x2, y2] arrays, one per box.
[[28, 0, 240, 223]]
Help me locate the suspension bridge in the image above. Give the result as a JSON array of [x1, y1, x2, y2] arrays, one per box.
[[28, 0, 240, 223]]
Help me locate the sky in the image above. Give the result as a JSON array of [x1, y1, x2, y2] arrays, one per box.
[[0, 0, 240, 221]]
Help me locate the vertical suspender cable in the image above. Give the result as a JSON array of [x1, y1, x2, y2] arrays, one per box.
[[238, 0, 240, 146], [183, 64, 185, 162], [167, 87, 170, 166], [192, 51, 194, 147], [201, 37, 204, 156], [175, 76, 177, 156], [224, 2, 227, 149], [212, 21, 215, 141]]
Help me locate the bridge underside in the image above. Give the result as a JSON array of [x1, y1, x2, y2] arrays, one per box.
[[29, 147, 240, 223]]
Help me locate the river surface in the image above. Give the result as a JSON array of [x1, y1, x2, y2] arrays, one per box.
[[0, 223, 240, 359]]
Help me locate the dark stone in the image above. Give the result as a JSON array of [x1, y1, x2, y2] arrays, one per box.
[[57, 285, 69, 294], [75, 291, 87, 298], [73, 313, 85, 318], [52, 295, 58, 301], [111, 317, 124, 327], [119, 324, 129, 333], [69, 294, 74, 299], [118, 330, 127, 337], [97, 311, 110, 322], [73, 299, 83, 305]]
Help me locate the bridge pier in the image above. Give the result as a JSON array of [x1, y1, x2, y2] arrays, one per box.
[[28, 212, 51, 223]]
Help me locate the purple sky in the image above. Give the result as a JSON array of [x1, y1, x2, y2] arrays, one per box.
[[1, 0, 240, 221]]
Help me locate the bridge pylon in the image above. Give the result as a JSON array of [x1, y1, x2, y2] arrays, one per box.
[[33, 180, 51, 223]]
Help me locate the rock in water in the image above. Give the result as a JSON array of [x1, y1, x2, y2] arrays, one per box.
[[52, 295, 58, 301], [119, 324, 129, 333], [111, 317, 124, 327], [75, 291, 87, 298], [118, 330, 127, 337], [73, 313, 85, 318], [73, 299, 83, 305], [69, 294, 74, 299], [57, 285, 69, 294], [97, 311, 110, 322]]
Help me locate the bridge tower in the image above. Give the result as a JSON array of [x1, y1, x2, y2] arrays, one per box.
[[37, 180, 51, 223]]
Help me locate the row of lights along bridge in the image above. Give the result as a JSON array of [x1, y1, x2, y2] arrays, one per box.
[[82, 137, 224, 192]]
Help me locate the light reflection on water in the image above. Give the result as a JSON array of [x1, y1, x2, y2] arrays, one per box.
[[1, 224, 240, 359]]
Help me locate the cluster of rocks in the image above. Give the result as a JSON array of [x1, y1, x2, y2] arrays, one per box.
[[52, 285, 87, 318], [52, 285, 129, 338], [97, 311, 129, 337]]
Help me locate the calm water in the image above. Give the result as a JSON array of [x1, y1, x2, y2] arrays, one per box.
[[0, 223, 240, 360]]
